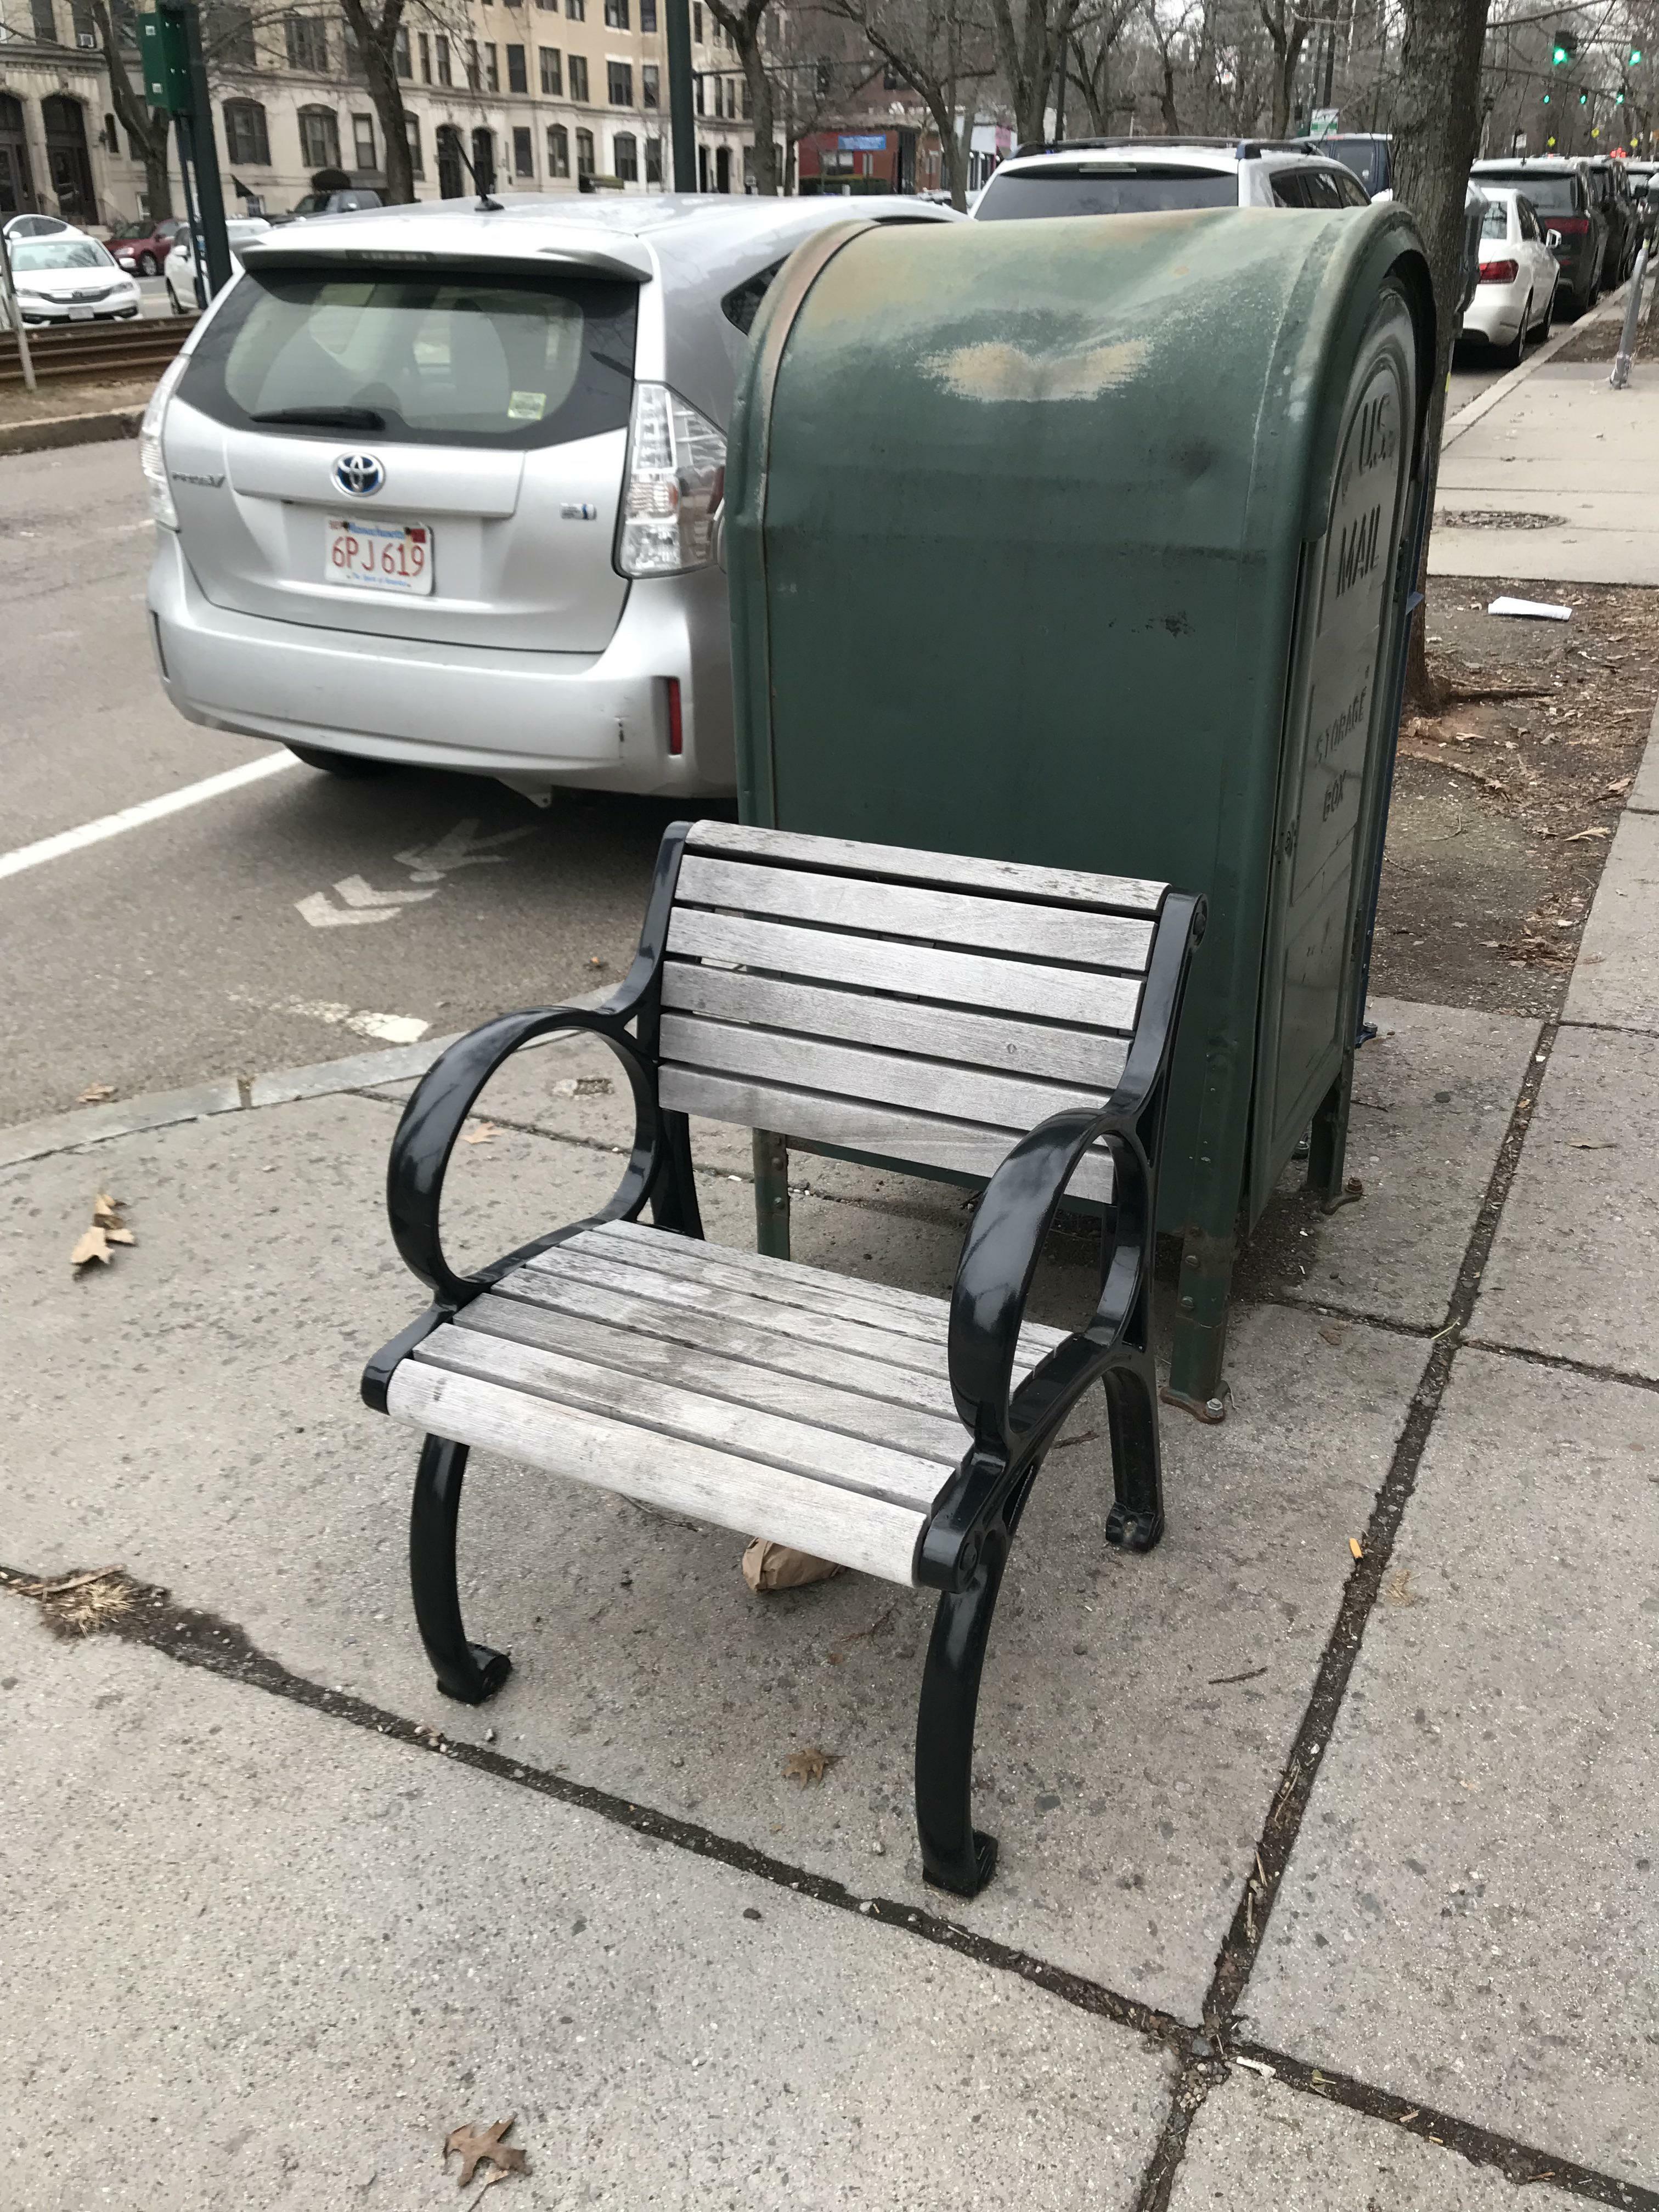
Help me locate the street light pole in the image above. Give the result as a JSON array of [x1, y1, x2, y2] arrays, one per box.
[[666, 0, 698, 191]]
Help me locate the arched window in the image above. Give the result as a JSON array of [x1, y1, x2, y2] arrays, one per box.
[[223, 99, 269, 166], [471, 125, 495, 193], [436, 123, 465, 198], [613, 131, 637, 182], [546, 123, 569, 178], [575, 127, 594, 177], [297, 106, 340, 170]]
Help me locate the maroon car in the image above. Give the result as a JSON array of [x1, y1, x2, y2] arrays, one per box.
[[106, 217, 183, 278]]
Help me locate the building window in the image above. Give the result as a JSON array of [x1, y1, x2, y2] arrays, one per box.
[[640, 0, 655, 26], [394, 25, 411, 77], [30, 0, 57, 41], [472, 125, 495, 190], [406, 114, 423, 176], [223, 98, 269, 165], [343, 25, 368, 77], [566, 0, 584, 18], [419, 30, 431, 80], [435, 32, 451, 82], [575, 125, 594, 176], [215, 7, 257, 66], [692, 1, 701, 39], [613, 130, 637, 180], [103, 111, 119, 153], [548, 122, 569, 175], [285, 14, 328, 71], [539, 46, 561, 92], [607, 60, 631, 104], [641, 63, 658, 106], [352, 112, 376, 170], [536, 0, 556, 9], [693, 72, 703, 115], [603, 0, 627, 24], [297, 104, 340, 168], [481, 42, 498, 90], [568, 52, 588, 99], [741, 76, 752, 117], [645, 134, 661, 183], [506, 41, 526, 89], [509, 125, 531, 176]]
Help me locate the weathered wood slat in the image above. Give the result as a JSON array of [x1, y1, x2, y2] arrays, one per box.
[[416, 1325, 953, 1504], [566, 1218, 1052, 1356], [662, 962, 1132, 1090], [661, 1013, 1108, 1143], [659, 1066, 1117, 1205], [387, 1363, 925, 1585], [674, 854, 1154, 975], [685, 819, 1167, 918], [587, 1219, 1069, 1348], [460, 1290, 971, 1462], [484, 1269, 967, 1421], [667, 909, 1143, 1034], [518, 1240, 1052, 1375]]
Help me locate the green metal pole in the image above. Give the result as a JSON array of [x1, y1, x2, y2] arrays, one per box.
[[665, 0, 697, 191], [165, 0, 232, 296]]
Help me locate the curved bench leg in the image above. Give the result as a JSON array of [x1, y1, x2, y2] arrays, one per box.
[[1103, 1352, 1165, 1554], [915, 1528, 1008, 1897], [409, 1435, 512, 1705]]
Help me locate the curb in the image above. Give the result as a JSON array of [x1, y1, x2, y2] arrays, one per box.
[[0, 986, 612, 1171], [1442, 275, 1638, 451], [0, 406, 144, 458]]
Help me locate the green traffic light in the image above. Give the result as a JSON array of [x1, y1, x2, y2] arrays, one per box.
[[1580, 89, 1588, 102], [1543, 91, 1551, 103], [1553, 42, 1568, 62], [1632, 47, 1644, 64]]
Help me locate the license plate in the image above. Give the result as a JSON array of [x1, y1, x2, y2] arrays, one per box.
[[68, 304, 95, 321], [325, 517, 433, 596]]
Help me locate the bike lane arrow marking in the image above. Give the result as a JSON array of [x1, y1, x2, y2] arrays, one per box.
[[394, 818, 537, 882], [296, 877, 439, 928]]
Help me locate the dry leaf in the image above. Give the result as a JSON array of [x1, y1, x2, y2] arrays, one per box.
[[443, 2118, 527, 2189], [1318, 1323, 1347, 1347], [783, 1745, 837, 1785], [1604, 777, 1633, 797], [551, 1074, 613, 1099], [1348, 1537, 1365, 1561], [461, 1122, 498, 1144], [1564, 826, 1611, 842], [92, 1192, 124, 1227], [743, 1539, 844, 1594], [105, 1226, 136, 1246], [71, 1224, 111, 1269], [77, 1082, 116, 1103]]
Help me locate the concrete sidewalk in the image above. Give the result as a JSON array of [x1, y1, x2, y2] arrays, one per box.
[[4, 742, 1659, 2207]]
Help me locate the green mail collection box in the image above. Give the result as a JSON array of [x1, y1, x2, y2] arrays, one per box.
[[725, 205, 1434, 1413]]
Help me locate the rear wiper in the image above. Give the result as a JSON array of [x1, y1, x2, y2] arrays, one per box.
[[250, 405, 386, 428]]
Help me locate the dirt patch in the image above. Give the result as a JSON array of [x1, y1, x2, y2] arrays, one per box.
[[1548, 284, 1655, 364], [1367, 576, 1659, 1018], [0, 373, 161, 430]]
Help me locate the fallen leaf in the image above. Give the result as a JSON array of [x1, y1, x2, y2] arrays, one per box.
[[461, 1122, 498, 1144], [70, 1224, 111, 1269], [1383, 1568, 1419, 1608], [92, 1192, 124, 1227], [1564, 826, 1611, 842], [1318, 1323, 1347, 1346], [443, 2118, 527, 2189], [105, 1226, 136, 1246], [551, 1075, 613, 1099], [1348, 1537, 1365, 1561], [743, 1539, 844, 1594], [1604, 777, 1633, 797], [783, 1745, 837, 1785], [76, 1082, 116, 1103]]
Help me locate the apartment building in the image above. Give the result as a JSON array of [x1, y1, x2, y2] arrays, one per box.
[[0, 0, 768, 227]]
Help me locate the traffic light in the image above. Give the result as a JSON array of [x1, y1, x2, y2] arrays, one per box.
[[1553, 27, 1578, 63], [1580, 89, 1589, 103], [1632, 46, 1644, 65], [1543, 90, 1551, 103]]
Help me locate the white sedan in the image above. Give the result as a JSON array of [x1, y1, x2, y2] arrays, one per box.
[[1, 233, 139, 328], [1462, 187, 1560, 365], [163, 217, 271, 314]]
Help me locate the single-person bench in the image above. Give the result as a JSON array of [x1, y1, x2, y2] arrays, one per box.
[[363, 821, 1204, 1895]]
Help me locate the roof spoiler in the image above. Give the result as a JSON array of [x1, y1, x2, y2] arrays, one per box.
[[239, 235, 654, 283]]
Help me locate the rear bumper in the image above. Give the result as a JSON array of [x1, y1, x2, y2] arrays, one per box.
[[1461, 279, 1530, 345], [147, 529, 735, 796]]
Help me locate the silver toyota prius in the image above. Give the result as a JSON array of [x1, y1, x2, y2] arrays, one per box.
[[143, 194, 953, 803]]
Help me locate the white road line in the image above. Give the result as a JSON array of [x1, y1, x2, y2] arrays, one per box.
[[0, 753, 300, 884]]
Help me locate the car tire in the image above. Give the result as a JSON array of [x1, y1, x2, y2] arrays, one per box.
[[284, 743, 394, 778], [1500, 296, 1530, 370], [137, 251, 158, 276]]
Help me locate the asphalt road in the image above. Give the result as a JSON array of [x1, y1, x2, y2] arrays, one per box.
[[0, 439, 702, 1126]]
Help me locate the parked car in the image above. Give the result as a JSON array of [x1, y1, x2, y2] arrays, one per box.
[[1470, 157, 1604, 317], [1324, 132, 1393, 198], [290, 188, 383, 219], [108, 216, 184, 278], [972, 138, 1372, 218], [2, 211, 83, 241], [1581, 156, 1639, 283], [143, 195, 958, 798], [1459, 186, 1560, 364], [163, 217, 272, 314], [1, 233, 139, 327]]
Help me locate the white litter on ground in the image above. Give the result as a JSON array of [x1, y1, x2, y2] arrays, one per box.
[[1487, 595, 1572, 620]]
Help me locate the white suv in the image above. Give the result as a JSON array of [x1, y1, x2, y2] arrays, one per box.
[[973, 139, 1372, 221]]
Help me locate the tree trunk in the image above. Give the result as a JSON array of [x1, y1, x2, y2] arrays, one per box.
[[338, 0, 415, 203], [1392, 0, 1492, 714], [1158, 54, 1178, 133], [93, 0, 174, 218], [737, 29, 779, 192], [989, 0, 1073, 148]]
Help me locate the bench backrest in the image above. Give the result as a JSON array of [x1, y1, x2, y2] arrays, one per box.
[[656, 822, 1171, 1203]]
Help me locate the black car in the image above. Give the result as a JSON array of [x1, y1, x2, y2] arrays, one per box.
[[1577, 157, 1635, 284], [1325, 134, 1392, 198], [1470, 158, 1604, 317]]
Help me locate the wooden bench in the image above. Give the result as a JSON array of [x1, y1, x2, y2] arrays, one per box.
[[363, 821, 1204, 1896]]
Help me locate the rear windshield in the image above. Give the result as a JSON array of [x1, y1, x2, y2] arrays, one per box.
[[1477, 171, 1577, 212], [1324, 138, 1389, 195], [178, 262, 639, 450], [976, 167, 1235, 219], [1481, 200, 1510, 238]]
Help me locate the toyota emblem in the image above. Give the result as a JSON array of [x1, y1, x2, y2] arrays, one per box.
[[332, 452, 385, 497]]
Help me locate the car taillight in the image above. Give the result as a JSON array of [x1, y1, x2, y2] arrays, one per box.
[[665, 676, 683, 756], [1479, 258, 1519, 284], [1554, 215, 1589, 237], [138, 351, 190, 530], [617, 382, 725, 578]]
